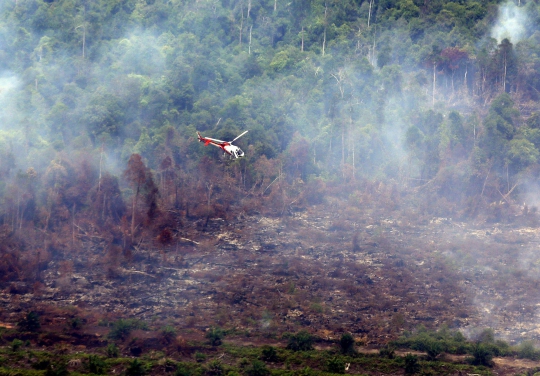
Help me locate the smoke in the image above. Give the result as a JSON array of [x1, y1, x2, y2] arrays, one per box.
[[0, 73, 20, 130], [490, 1, 529, 44]]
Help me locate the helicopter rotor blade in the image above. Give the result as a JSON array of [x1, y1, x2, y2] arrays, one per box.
[[230, 130, 248, 143]]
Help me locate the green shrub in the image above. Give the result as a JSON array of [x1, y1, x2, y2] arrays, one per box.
[[11, 339, 24, 352], [69, 317, 83, 330], [195, 352, 207, 362], [87, 355, 107, 374], [109, 320, 134, 340], [161, 325, 177, 344], [106, 343, 119, 358], [394, 326, 473, 357], [245, 360, 270, 376], [285, 330, 313, 351], [469, 343, 493, 367], [108, 319, 147, 340], [339, 333, 355, 354], [260, 345, 278, 362], [492, 339, 511, 356], [404, 353, 420, 374], [206, 327, 225, 346], [423, 337, 444, 360], [476, 328, 495, 344], [17, 311, 41, 332], [325, 356, 345, 374], [44, 361, 69, 376], [175, 363, 193, 376], [405, 333, 444, 360], [379, 345, 395, 359], [297, 367, 313, 376], [126, 359, 147, 376], [518, 341, 540, 360], [205, 360, 224, 376]]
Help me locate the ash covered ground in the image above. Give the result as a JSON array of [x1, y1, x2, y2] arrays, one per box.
[[2, 197, 540, 347]]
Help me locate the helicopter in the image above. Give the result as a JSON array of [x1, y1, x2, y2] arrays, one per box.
[[197, 130, 248, 159]]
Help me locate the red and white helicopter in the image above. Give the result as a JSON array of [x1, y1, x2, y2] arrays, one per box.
[[197, 130, 249, 159]]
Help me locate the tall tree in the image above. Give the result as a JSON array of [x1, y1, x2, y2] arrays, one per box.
[[124, 154, 147, 244]]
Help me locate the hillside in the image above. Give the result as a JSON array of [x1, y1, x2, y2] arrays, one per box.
[[3, 0, 540, 374], [3, 193, 540, 374]]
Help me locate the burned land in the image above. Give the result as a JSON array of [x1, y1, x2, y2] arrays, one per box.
[[2, 183, 540, 375]]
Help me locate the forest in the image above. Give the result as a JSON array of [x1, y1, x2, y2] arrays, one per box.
[[1, 0, 540, 246], [3, 0, 540, 374]]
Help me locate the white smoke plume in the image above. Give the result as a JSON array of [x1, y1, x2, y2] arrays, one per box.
[[0, 73, 20, 130], [491, 1, 529, 43]]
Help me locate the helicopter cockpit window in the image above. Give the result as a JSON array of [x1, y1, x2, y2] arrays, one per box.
[[237, 148, 244, 157]]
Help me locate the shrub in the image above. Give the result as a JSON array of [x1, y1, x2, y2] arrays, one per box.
[[205, 360, 224, 376], [285, 330, 313, 351], [32, 359, 52, 370], [404, 354, 420, 374], [195, 352, 207, 362], [260, 345, 278, 362], [206, 327, 225, 346], [518, 341, 540, 360], [404, 332, 444, 360], [246, 360, 270, 376], [176, 363, 193, 376], [17, 311, 41, 332], [125, 359, 147, 376], [68, 317, 83, 330], [297, 367, 313, 376], [44, 362, 69, 376], [326, 357, 345, 374], [394, 326, 471, 357], [423, 337, 444, 360], [106, 343, 119, 358], [476, 328, 495, 344], [87, 355, 107, 375], [108, 319, 147, 341], [492, 339, 511, 356], [108, 320, 132, 340], [379, 345, 395, 359], [469, 343, 493, 367], [161, 325, 177, 344], [11, 339, 23, 352], [339, 333, 356, 355]]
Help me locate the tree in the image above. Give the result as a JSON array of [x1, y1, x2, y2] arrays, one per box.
[[125, 359, 147, 376], [286, 330, 313, 351], [497, 38, 517, 93], [206, 327, 225, 346], [439, 47, 469, 96], [339, 333, 355, 354], [470, 343, 493, 367], [124, 154, 147, 243], [480, 93, 519, 169], [260, 345, 278, 362], [17, 311, 41, 332], [404, 353, 420, 374], [89, 173, 126, 223], [326, 357, 345, 374], [507, 138, 539, 170], [246, 360, 270, 376]]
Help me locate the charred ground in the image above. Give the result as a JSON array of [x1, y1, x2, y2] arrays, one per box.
[[2, 182, 540, 374]]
